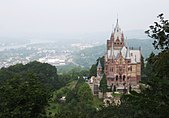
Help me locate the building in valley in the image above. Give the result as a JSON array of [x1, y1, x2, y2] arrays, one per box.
[[104, 19, 141, 93]]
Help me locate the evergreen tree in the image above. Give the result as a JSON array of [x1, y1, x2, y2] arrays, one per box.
[[99, 74, 107, 98]]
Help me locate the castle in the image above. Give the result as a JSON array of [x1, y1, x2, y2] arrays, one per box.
[[89, 19, 141, 95], [103, 19, 141, 92]]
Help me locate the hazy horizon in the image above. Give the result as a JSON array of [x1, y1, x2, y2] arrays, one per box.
[[0, 0, 169, 40]]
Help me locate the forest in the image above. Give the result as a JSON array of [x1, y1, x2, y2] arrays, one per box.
[[0, 14, 169, 118]]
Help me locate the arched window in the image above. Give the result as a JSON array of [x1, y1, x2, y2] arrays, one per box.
[[116, 75, 118, 81], [123, 75, 126, 81]]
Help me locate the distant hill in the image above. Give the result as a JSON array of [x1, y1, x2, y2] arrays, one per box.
[[128, 38, 158, 58], [73, 38, 158, 67]]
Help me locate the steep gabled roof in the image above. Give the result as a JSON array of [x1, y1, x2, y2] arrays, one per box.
[[130, 50, 141, 63], [97, 60, 102, 68], [113, 19, 123, 42]]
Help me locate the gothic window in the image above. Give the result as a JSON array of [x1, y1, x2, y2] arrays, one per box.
[[116, 75, 118, 81], [128, 66, 132, 71], [123, 75, 126, 81], [106, 65, 108, 70]]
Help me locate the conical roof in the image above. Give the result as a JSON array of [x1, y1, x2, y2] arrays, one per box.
[[97, 60, 102, 69]]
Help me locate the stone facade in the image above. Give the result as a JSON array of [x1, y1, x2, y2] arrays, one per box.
[[104, 19, 141, 92]]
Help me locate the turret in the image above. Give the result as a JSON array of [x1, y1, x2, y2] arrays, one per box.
[[97, 60, 102, 78], [112, 19, 125, 49]]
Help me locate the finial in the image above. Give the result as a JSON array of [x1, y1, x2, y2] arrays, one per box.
[[117, 13, 118, 22]]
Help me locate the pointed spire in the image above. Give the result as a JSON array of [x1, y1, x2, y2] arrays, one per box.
[[117, 17, 118, 25], [116, 13, 119, 26], [114, 18, 119, 32], [97, 59, 102, 69]]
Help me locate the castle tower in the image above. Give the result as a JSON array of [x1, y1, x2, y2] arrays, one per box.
[[104, 19, 141, 93], [97, 60, 102, 79]]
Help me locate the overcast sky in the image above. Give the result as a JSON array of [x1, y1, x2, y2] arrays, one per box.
[[0, 0, 169, 36]]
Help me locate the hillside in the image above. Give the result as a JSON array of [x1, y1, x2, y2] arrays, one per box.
[[73, 38, 158, 67]]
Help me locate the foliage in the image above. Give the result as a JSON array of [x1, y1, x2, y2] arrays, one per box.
[[46, 80, 77, 117], [145, 13, 169, 50], [55, 78, 96, 118], [141, 55, 144, 74], [77, 82, 93, 104], [0, 74, 51, 118], [143, 52, 156, 78], [0, 61, 69, 117], [89, 64, 97, 77], [99, 74, 108, 96], [89, 56, 104, 77], [0, 61, 60, 89], [119, 14, 169, 118], [94, 14, 169, 118]]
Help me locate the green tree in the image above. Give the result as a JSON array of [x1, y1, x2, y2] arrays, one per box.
[[89, 56, 104, 77], [55, 78, 95, 118], [94, 14, 169, 118], [99, 74, 107, 98], [141, 55, 144, 74], [89, 64, 97, 77], [145, 13, 169, 50], [0, 74, 51, 118], [77, 83, 93, 104]]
